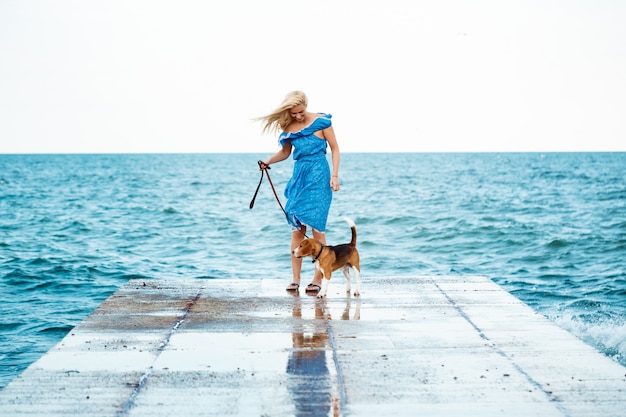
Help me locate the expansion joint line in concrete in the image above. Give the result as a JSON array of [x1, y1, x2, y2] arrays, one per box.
[[321, 300, 349, 417], [431, 280, 572, 417], [117, 288, 204, 416]]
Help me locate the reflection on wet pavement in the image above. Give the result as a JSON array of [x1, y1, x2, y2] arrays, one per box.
[[286, 295, 360, 416], [287, 296, 333, 416]]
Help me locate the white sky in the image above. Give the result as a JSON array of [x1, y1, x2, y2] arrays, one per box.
[[1, 0, 625, 153]]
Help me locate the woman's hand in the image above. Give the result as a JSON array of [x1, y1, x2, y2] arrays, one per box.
[[330, 176, 340, 191]]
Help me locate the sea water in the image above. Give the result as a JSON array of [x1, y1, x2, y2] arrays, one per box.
[[1, 152, 625, 388]]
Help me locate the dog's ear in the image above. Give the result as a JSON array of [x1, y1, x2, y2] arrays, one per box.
[[301, 239, 314, 253]]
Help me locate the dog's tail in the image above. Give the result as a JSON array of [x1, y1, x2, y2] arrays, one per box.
[[343, 217, 357, 246]]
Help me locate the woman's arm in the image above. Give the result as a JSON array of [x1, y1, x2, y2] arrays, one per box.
[[324, 126, 341, 191], [260, 140, 292, 169]]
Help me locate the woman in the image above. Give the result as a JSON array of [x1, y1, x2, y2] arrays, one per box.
[[257, 91, 341, 293]]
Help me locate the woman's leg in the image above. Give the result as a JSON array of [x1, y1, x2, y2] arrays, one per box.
[[305, 229, 326, 290], [287, 226, 307, 290]]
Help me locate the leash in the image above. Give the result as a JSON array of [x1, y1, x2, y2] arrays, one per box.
[[250, 160, 287, 215], [249, 161, 268, 209], [250, 160, 309, 238]]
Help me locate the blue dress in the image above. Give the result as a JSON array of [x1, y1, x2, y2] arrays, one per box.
[[278, 114, 332, 233]]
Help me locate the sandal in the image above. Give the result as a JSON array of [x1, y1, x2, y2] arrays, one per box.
[[305, 283, 321, 293], [285, 283, 299, 291]]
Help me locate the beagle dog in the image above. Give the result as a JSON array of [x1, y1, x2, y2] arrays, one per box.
[[292, 217, 361, 298]]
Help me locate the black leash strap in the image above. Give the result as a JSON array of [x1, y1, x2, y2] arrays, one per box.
[[249, 161, 266, 209], [250, 160, 309, 238], [250, 160, 287, 217], [265, 166, 288, 217]]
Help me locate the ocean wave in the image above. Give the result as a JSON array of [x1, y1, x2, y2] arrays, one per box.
[[551, 312, 626, 366]]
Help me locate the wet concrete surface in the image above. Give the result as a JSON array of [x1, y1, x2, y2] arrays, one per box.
[[1, 276, 625, 416]]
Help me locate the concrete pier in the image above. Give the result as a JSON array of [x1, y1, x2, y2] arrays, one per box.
[[1, 276, 625, 416]]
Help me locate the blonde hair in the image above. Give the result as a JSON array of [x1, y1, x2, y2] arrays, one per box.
[[257, 91, 308, 135]]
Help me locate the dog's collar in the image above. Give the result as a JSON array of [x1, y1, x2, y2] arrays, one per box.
[[312, 244, 324, 263]]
